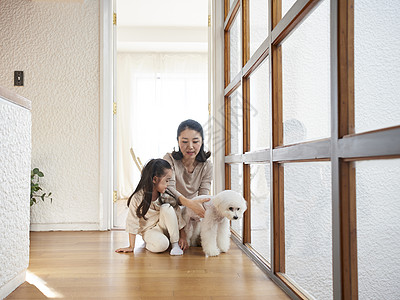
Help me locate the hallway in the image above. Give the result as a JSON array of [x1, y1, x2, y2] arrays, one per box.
[[7, 231, 289, 299]]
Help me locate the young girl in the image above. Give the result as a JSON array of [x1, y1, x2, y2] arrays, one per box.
[[115, 158, 184, 255]]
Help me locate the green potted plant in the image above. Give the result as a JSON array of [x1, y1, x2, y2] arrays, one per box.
[[30, 168, 52, 206]]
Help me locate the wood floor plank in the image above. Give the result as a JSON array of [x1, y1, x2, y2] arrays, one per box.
[[6, 231, 290, 299]]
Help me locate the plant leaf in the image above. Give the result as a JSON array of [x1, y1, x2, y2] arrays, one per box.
[[30, 168, 52, 206]]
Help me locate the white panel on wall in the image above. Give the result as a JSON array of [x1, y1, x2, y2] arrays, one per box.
[[0, 0, 101, 230], [0, 98, 31, 296]]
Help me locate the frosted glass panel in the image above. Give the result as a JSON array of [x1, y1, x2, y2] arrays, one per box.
[[284, 162, 332, 300], [354, 1, 400, 133], [250, 0, 268, 57], [356, 159, 400, 300], [250, 164, 271, 263], [230, 11, 241, 82], [282, 0, 330, 145], [282, 0, 297, 19], [230, 89, 243, 155], [250, 58, 270, 151], [230, 163, 243, 238]]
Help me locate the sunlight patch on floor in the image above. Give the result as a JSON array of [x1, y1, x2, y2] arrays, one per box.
[[26, 271, 63, 298]]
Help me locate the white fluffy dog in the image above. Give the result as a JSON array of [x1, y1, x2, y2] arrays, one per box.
[[182, 190, 247, 257]]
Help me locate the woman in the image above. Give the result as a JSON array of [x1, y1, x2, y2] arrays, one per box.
[[163, 119, 213, 220]]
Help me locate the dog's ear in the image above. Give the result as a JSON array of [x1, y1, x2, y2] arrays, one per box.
[[211, 195, 222, 210]]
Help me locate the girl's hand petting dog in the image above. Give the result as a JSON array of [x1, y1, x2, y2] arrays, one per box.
[[179, 228, 189, 251], [179, 237, 189, 251], [115, 247, 134, 253]]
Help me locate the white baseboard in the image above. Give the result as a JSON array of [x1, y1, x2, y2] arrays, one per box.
[[0, 270, 26, 300], [30, 222, 100, 231]]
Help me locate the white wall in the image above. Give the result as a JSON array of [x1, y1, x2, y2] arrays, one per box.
[[0, 96, 31, 299], [116, 0, 208, 53], [211, 0, 226, 195], [0, 0, 101, 230]]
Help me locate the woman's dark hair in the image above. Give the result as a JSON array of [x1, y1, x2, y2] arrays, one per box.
[[127, 158, 171, 220], [171, 119, 211, 162]]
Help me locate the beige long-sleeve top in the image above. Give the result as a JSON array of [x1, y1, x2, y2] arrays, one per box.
[[163, 152, 213, 200], [125, 190, 185, 235]]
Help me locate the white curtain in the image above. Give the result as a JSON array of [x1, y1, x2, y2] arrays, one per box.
[[117, 53, 208, 200]]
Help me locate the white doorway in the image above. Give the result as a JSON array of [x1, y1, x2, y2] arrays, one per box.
[[113, 0, 211, 228]]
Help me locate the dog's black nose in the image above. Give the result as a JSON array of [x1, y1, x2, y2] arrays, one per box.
[[233, 216, 238, 220]]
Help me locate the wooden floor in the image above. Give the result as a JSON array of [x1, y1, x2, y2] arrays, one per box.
[[7, 231, 290, 299]]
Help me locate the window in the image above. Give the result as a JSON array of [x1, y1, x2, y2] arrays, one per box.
[[223, 0, 400, 299], [249, 163, 271, 263], [250, 58, 270, 151], [230, 11, 242, 82], [230, 89, 243, 155], [354, 1, 400, 133], [230, 162, 244, 238], [284, 162, 332, 299], [356, 159, 400, 300], [282, 0, 330, 145], [250, 0, 268, 57]]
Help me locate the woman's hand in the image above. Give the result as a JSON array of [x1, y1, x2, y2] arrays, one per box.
[[180, 196, 210, 218], [192, 197, 210, 218], [189, 197, 210, 218], [115, 247, 134, 253]]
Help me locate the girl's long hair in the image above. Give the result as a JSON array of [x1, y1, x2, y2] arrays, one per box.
[[172, 119, 211, 162], [127, 158, 172, 220]]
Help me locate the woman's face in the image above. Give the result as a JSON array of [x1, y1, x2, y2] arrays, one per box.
[[178, 128, 203, 160]]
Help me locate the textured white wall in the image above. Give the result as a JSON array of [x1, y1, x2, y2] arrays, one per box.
[[0, 0, 100, 230], [0, 98, 31, 297]]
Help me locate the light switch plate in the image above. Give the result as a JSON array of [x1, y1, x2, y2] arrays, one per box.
[[14, 71, 24, 86]]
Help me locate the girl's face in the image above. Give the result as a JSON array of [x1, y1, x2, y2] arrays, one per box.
[[178, 128, 203, 160], [153, 169, 172, 194]]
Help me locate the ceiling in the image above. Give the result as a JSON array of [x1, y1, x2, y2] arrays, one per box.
[[116, 0, 208, 53]]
